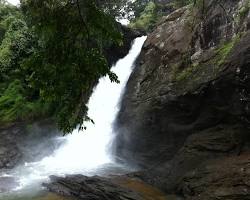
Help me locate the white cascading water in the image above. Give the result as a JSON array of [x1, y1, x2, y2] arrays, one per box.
[[9, 36, 147, 191]]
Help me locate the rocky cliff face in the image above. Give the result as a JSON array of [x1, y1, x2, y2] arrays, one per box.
[[114, 0, 250, 199], [104, 24, 144, 66], [0, 120, 61, 170]]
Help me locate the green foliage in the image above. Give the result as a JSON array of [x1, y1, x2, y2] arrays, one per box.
[[174, 34, 241, 84], [0, 80, 49, 124], [0, 16, 36, 80], [238, 0, 250, 21], [128, 0, 197, 32], [212, 34, 241, 68], [239, 6, 249, 19], [97, 0, 134, 20], [129, 1, 157, 32], [130, 0, 152, 19], [0, 0, 145, 132], [0, 1, 20, 40], [175, 63, 199, 82], [18, 0, 123, 132], [0, 2, 45, 127]]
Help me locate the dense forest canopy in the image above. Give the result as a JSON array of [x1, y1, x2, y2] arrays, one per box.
[[0, 0, 193, 133]]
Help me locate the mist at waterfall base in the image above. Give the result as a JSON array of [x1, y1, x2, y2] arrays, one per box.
[[0, 36, 147, 198]]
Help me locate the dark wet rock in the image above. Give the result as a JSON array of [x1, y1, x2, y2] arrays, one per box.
[[135, 124, 250, 192], [104, 24, 144, 66], [44, 174, 177, 200], [113, 0, 250, 197], [0, 119, 61, 170], [0, 126, 23, 169], [177, 154, 250, 200], [0, 145, 21, 169], [43, 175, 143, 200]]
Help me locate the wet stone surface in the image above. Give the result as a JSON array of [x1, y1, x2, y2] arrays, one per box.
[[43, 174, 176, 200]]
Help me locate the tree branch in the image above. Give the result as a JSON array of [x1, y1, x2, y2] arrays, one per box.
[[76, 0, 90, 47]]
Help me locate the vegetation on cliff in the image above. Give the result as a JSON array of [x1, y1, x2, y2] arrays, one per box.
[[129, 1, 158, 32], [0, 2, 45, 125], [129, 0, 198, 32]]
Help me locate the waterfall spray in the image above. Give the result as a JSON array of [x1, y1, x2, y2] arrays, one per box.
[[6, 36, 147, 191]]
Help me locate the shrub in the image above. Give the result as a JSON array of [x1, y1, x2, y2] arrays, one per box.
[[129, 1, 157, 32]]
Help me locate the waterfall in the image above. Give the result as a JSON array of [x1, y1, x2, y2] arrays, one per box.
[[8, 36, 147, 191]]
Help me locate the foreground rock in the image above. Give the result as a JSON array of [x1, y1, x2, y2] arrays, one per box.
[[44, 175, 143, 200], [114, 0, 250, 198], [178, 153, 250, 200], [44, 174, 173, 200]]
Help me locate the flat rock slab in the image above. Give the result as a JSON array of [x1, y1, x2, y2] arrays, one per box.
[[43, 175, 144, 200]]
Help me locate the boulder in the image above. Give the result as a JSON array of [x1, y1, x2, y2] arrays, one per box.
[[178, 154, 250, 200], [43, 175, 143, 200], [43, 174, 176, 200]]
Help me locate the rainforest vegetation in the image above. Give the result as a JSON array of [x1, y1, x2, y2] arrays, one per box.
[[0, 0, 194, 132]]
